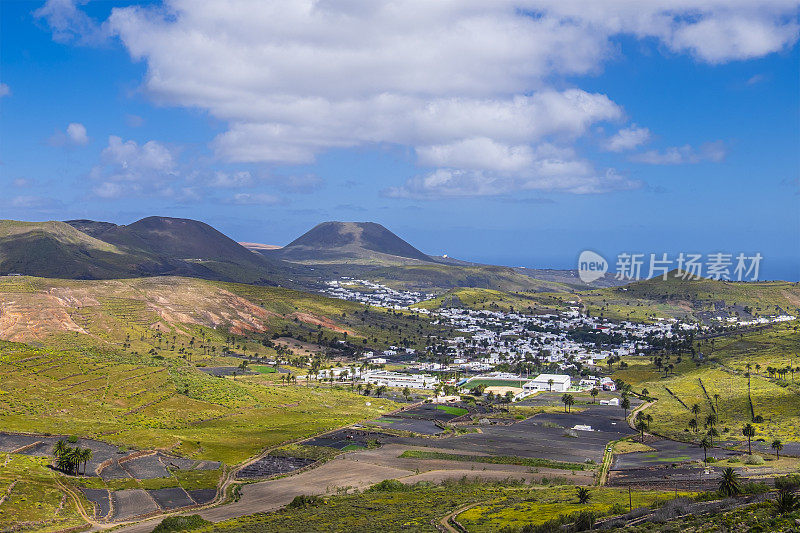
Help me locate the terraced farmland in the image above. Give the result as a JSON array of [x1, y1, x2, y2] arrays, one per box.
[[0, 454, 88, 532], [0, 341, 396, 465]]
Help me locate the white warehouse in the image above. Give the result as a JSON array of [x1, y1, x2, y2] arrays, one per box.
[[362, 370, 439, 389], [523, 373, 571, 393]]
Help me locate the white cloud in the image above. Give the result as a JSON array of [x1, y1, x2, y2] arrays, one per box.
[[605, 125, 651, 152], [10, 196, 59, 209], [90, 135, 178, 198], [209, 171, 254, 188], [66, 122, 89, 145], [226, 192, 281, 205], [265, 173, 323, 193], [49, 122, 90, 147], [34, 0, 107, 45], [631, 141, 726, 165], [0, 83, 10, 98], [387, 145, 640, 198], [125, 114, 145, 127], [42, 1, 799, 197]]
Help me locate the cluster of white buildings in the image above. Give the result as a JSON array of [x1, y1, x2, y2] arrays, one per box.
[[322, 279, 430, 309], [427, 307, 693, 374], [715, 314, 796, 327], [319, 278, 702, 392]]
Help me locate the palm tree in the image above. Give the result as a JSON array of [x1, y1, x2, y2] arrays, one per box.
[[621, 396, 630, 418], [78, 448, 93, 475], [54, 440, 69, 458], [742, 424, 756, 454], [576, 487, 591, 504], [688, 418, 698, 433], [690, 403, 701, 427], [561, 393, 571, 413], [590, 388, 599, 403], [771, 438, 784, 459], [707, 427, 719, 446], [547, 379, 554, 392], [705, 413, 717, 429], [564, 394, 575, 412], [713, 393, 720, 415], [699, 436, 711, 462], [641, 388, 649, 398], [635, 415, 649, 443], [718, 467, 741, 497]]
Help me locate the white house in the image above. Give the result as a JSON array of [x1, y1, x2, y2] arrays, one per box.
[[523, 373, 571, 393], [361, 370, 438, 389]]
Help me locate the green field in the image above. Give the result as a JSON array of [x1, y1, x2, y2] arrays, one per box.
[[457, 485, 685, 532], [176, 481, 534, 533], [614, 324, 800, 444], [436, 405, 468, 416], [462, 378, 529, 390], [398, 450, 587, 471], [0, 454, 89, 532], [0, 341, 396, 465]]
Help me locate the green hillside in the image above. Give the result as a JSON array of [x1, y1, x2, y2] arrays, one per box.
[[0, 220, 153, 279], [2, 218, 303, 286], [370, 264, 572, 293]]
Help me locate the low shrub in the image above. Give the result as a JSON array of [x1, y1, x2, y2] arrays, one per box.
[[152, 515, 211, 533], [745, 454, 765, 465], [367, 479, 409, 492], [740, 481, 770, 494], [287, 494, 324, 509], [775, 474, 800, 492]]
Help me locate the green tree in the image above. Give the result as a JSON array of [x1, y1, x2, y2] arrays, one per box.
[[53, 440, 69, 458], [590, 388, 599, 403], [402, 386, 411, 401], [561, 393, 573, 412], [504, 391, 515, 404], [78, 448, 93, 475], [742, 424, 756, 455], [620, 396, 631, 418], [634, 414, 649, 443], [718, 467, 741, 497], [576, 487, 591, 504], [771, 438, 784, 459], [699, 436, 711, 462], [690, 403, 701, 427]]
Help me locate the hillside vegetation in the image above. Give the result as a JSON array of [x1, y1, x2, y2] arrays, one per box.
[[0, 276, 453, 353], [415, 274, 800, 322], [1, 218, 300, 286], [0, 341, 395, 465], [614, 323, 800, 444]]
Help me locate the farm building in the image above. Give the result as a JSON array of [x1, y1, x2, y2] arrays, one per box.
[[523, 374, 571, 393]]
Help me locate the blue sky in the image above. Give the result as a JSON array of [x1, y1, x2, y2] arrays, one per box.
[[1, 1, 798, 280]]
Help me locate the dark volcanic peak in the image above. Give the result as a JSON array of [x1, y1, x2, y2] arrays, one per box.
[[98, 216, 258, 262], [282, 221, 432, 262]]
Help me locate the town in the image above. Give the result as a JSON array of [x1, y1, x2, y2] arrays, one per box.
[[316, 278, 701, 397]]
